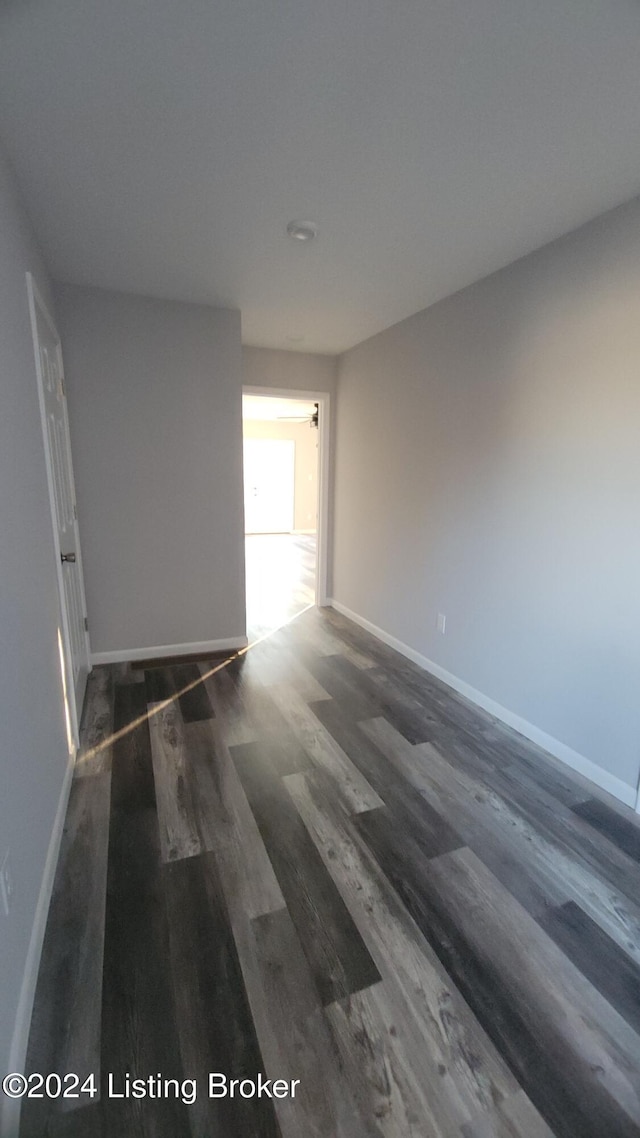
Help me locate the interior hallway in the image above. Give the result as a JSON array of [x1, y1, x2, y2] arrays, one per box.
[[20, 605, 640, 1138]]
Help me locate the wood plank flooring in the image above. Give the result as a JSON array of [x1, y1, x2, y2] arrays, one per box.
[[20, 605, 640, 1137]]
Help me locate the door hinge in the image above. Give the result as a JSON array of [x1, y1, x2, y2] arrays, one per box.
[[84, 616, 89, 632]]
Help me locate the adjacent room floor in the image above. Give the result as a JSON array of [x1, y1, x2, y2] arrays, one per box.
[[245, 532, 316, 640], [21, 606, 640, 1137]]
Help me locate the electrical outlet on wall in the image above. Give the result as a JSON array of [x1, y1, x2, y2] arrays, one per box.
[[437, 612, 446, 635], [0, 850, 14, 916]]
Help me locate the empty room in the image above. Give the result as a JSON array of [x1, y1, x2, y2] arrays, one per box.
[[242, 391, 323, 638], [1, 2, 640, 1136]]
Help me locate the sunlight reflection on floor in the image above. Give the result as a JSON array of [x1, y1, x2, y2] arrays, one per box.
[[75, 534, 318, 772]]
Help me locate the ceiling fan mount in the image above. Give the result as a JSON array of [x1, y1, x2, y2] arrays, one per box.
[[276, 402, 319, 428]]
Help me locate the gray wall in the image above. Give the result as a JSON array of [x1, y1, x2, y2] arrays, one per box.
[[0, 142, 70, 1092], [242, 345, 337, 398], [56, 284, 245, 656], [334, 197, 640, 792]]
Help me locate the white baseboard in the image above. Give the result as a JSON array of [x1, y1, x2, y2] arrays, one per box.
[[329, 598, 637, 810], [91, 635, 248, 666], [1, 751, 76, 1138]]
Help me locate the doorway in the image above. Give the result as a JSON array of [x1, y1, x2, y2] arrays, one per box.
[[242, 388, 329, 639], [27, 273, 90, 750], [243, 438, 296, 534]]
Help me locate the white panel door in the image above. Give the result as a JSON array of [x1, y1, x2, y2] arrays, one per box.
[[243, 438, 295, 533], [27, 274, 90, 749]]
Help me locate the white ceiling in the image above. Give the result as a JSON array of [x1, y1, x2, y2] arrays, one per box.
[[243, 395, 316, 422], [1, 1, 640, 355]]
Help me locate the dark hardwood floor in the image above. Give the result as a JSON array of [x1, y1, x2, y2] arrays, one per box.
[[20, 606, 640, 1137]]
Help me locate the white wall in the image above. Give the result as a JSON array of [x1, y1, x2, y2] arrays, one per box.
[[334, 196, 640, 799], [243, 419, 318, 532], [55, 284, 246, 657], [0, 141, 72, 1117]]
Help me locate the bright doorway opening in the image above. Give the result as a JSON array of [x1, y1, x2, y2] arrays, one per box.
[[242, 389, 329, 639]]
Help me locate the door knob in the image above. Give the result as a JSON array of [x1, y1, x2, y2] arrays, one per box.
[[61, 552, 76, 563]]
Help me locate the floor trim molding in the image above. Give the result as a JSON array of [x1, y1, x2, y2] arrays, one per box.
[[329, 598, 637, 809], [91, 636, 249, 666], [1, 750, 76, 1138]]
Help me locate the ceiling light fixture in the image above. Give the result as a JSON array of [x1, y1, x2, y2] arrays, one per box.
[[286, 220, 318, 242]]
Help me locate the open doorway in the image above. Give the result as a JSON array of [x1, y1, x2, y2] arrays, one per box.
[[242, 388, 329, 639]]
